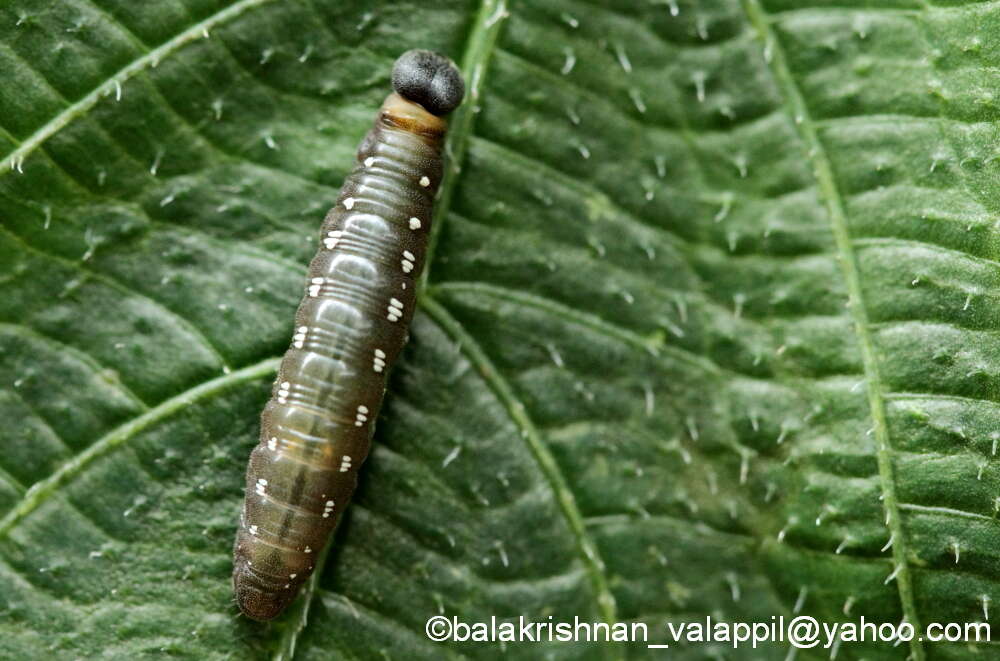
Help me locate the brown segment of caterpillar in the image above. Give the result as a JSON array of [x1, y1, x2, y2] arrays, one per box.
[[232, 50, 464, 622]]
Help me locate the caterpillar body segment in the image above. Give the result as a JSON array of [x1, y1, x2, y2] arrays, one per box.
[[233, 50, 464, 622]]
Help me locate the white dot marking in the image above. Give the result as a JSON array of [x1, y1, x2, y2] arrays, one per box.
[[401, 250, 415, 274], [324, 230, 342, 250], [355, 405, 369, 427], [293, 326, 308, 349], [277, 380, 291, 403]]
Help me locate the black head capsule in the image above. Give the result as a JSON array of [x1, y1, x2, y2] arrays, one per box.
[[391, 49, 465, 116]]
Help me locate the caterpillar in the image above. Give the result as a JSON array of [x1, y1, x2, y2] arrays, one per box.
[[232, 50, 464, 622]]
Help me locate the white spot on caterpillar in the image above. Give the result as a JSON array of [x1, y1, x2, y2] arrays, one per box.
[[419, 176, 430, 187], [308, 277, 324, 297], [355, 405, 369, 426], [277, 380, 291, 403], [293, 326, 308, 349], [289, 573, 297, 579], [409, 217, 422, 230], [373, 348, 386, 372], [343, 197, 356, 210], [323, 499, 335, 518], [255, 478, 268, 496], [324, 230, 342, 250], [339, 456, 353, 472], [304, 546, 312, 553], [364, 157, 375, 168], [267, 436, 277, 451], [401, 250, 415, 273], [249, 525, 258, 536], [387, 298, 404, 322]]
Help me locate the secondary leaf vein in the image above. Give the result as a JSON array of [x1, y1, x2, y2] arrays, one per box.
[[0, 357, 278, 540], [0, 0, 279, 176], [0, 224, 232, 372], [742, 3, 924, 659], [420, 296, 621, 654]]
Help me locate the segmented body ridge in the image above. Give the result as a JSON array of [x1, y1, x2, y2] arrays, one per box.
[[232, 61, 460, 620]]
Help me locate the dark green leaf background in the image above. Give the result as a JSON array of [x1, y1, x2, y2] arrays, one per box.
[[1, 0, 997, 659]]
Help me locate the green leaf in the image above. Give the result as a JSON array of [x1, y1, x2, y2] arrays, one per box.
[[1, 0, 998, 659]]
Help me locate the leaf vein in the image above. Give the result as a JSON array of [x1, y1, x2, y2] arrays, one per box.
[[420, 0, 510, 289], [420, 295, 621, 656], [0, 322, 150, 409], [0, 357, 278, 541], [430, 280, 713, 374], [743, 2, 924, 657], [0, 0, 280, 176], [0, 224, 232, 373], [316, 589, 472, 660]]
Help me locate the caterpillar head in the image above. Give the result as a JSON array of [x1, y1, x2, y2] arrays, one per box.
[[391, 49, 465, 116]]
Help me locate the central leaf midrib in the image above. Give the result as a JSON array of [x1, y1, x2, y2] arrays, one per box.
[[407, 0, 621, 649], [741, 2, 924, 658], [419, 0, 509, 290]]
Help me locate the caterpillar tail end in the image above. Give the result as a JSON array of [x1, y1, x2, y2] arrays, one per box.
[[233, 561, 296, 622]]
